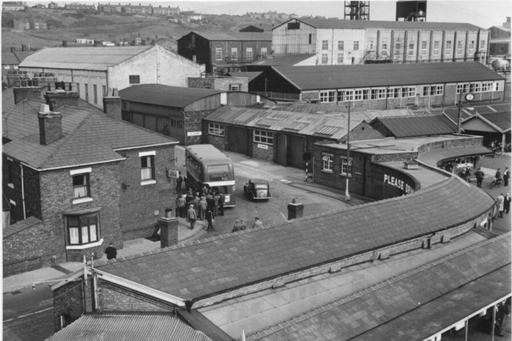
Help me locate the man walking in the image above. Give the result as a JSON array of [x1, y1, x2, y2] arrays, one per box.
[[205, 208, 214, 232], [496, 193, 505, 218], [105, 243, 117, 261], [475, 167, 484, 188], [188, 204, 197, 230], [503, 167, 510, 186], [218, 193, 225, 216], [504, 193, 511, 214]]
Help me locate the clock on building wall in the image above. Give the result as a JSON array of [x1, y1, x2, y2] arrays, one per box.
[[465, 93, 474, 101]]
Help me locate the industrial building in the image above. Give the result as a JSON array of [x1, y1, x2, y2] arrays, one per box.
[[19, 45, 205, 110], [248, 62, 505, 106], [272, 17, 489, 65]]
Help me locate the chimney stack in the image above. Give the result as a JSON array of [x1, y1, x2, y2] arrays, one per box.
[[44, 81, 80, 110], [38, 106, 63, 145], [103, 89, 122, 120]]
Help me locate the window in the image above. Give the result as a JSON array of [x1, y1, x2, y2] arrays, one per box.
[[140, 155, 155, 181], [482, 81, 493, 92], [208, 122, 225, 136], [93, 84, 97, 104], [6, 159, 15, 188], [435, 85, 443, 95], [337, 91, 344, 102], [320, 90, 336, 103], [421, 41, 427, 50], [480, 40, 486, 48], [354, 89, 363, 101], [254, 129, 273, 144], [393, 87, 401, 98], [408, 87, 416, 97], [66, 214, 99, 246], [308, 33, 312, 44], [353, 41, 359, 50], [344, 89, 354, 101], [371, 89, 378, 100], [261, 47, 268, 57], [215, 47, 223, 61], [445, 40, 452, 50], [381, 40, 388, 50], [337, 53, 344, 64], [287, 22, 300, 29], [129, 75, 140, 84], [362, 89, 369, 100], [433, 40, 440, 53], [229, 83, 242, 91], [321, 53, 328, 64], [340, 156, 352, 177], [322, 40, 328, 50], [408, 43, 415, 50], [338, 40, 344, 50], [378, 88, 387, 99], [369, 41, 374, 50], [408, 49, 415, 56], [73, 173, 90, 198], [246, 47, 253, 61], [84, 83, 89, 102], [387, 88, 394, 98], [321, 153, 334, 172], [469, 40, 475, 49], [457, 40, 463, 48], [231, 47, 238, 61], [495, 82, 501, 91]]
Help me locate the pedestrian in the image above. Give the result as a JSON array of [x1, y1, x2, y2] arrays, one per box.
[[218, 192, 225, 216], [176, 171, 183, 194], [496, 193, 505, 218], [199, 195, 207, 220], [187, 204, 197, 230], [205, 207, 214, 232], [193, 192, 200, 216], [105, 242, 117, 261], [206, 192, 215, 216], [232, 219, 244, 232], [475, 167, 484, 188], [177, 194, 186, 218], [186, 189, 194, 208], [503, 167, 510, 186], [504, 193, 511, 214], [495, 168, 502, 186], [252, 217, 263, 229], [464, 167, 471, 182]]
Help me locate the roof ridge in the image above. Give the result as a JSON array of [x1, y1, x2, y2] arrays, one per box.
[[248, 232, 511, 340]]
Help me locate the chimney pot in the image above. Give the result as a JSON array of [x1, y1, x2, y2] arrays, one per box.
[[38, 111, 63, 145]]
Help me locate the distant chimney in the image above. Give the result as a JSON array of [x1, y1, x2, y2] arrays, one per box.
[[103, 94, 122, 120], [44, 82, 79, 110], [38, 109, 63, 145], [13, 84, 44, 104]]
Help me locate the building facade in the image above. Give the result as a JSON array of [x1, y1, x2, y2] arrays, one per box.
[[272, 18, 489, 65], [19, 45, 205, 110], [2, 85, 179, 275], [177, 31, 272, 74]]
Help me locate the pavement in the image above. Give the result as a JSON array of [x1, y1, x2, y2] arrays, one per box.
[[3, 218, 206, 294]]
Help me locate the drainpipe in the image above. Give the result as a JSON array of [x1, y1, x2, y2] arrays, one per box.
[[20, 164, 27, 220]]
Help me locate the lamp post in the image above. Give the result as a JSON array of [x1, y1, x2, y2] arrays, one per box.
[[456, 92, 474, 134], [345, 101, 351, 202]]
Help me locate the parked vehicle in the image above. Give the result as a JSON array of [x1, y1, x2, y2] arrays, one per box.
[[244, 179, 271, 201]]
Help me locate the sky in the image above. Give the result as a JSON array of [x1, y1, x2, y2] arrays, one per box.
[[31, 1, 511, 28]]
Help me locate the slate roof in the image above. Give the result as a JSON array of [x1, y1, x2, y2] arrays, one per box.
[[2, 96, 178, 170], [249, 234, 511, 341], [371, 115, 457, 138], [271, 62, 504, 91], [19, 46, 152, 71], [119, 84, 222, 109], [97, 177, 494, 303], [276, 17, 482, 31], [45, 314, 212, 341], [191, 31, 272, 41]]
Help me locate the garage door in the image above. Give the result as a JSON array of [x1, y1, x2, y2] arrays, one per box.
[[287, 134, 305, 168], [227, 126, 250, 155]]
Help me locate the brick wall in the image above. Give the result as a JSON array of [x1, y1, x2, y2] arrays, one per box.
[[252, 142, 274, 161], [184, 110, 215, 145], [3, 156, 24, 223], [40, 163, 122, 263], [118, 146, 176, 239], [205, 134, 227, 150], [103, 96, 122, 120], [53, 279, 86, 332], [23, 165, 42, 220], [98, 280, 173, 312]]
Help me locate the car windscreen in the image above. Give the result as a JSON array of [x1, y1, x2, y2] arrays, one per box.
[[208, 164, 229, 174], [254, 184, 268, 189]]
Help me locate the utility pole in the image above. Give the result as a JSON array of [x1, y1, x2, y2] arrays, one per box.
[[345, 101, 351, 201], [457, 91, 474, 134]]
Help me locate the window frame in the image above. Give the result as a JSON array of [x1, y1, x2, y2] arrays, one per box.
[[321, 53, 328, 64], [253, 129, 274, 145], [321, 152, 334, 172], [353, 41, 359, 51], [340, 156, 352, 177], [129, 75, 140, 85], [208, 122, 225, 136], [215, 47, 223, 61], [93, 84, 98, 104], [246, 47, 253, 61], [231, 47, 238, 61], [140, 152, 156, 185], [322, 40, 328, 50], [338, 40, 344, 51], [72, 173, 90, 199], [66, 214, 100, 246], [337, 53, 344, 64]]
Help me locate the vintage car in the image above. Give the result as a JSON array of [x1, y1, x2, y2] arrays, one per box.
[[243, 179, 271, 201]]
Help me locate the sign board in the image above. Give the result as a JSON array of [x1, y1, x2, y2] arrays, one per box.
[[187, 131, 202, 137], [167, 169, 179, 179], [257, 143, 268, 150], [383, 174, 413, 194]]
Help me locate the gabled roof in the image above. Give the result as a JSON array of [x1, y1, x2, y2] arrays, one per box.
[[186, 31, 271, 41], [274, 17, 482, 31], [2, 94, 178, 170], [461, 111, 511, 133], [46, 313, 212, 341], [271, 62, 504, 91], [249, 234, 511, 341], [119, 84, 222, 109], [19, 46, 153, 71], [227, 71, 262, 82], [97, 177, 493, 304], [371, 115, 457, 138]]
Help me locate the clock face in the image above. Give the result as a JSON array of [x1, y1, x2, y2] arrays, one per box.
[[465, 93, 474, 101]]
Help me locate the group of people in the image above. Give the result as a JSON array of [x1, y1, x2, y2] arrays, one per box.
[[493, 167, 510, 187], [176, 186, 225, 232], [232, 217, 263, 232], [495, 193, 511, 218], [458, 166, 509, 188]]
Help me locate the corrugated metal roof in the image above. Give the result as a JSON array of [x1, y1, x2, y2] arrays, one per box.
[[278, 17, 482, 31], [191, 31, 271, 41], [120, 84, 222, 108], [272, 62, 504, 90], [250, 234, 510, 341], [97, 177, 494, 302], [20, 46, 152, 71], [45, 314, 213, 341], [2, 96, 177, 169], [372, 115, 457, 137]]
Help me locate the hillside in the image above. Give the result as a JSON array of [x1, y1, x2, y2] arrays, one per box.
[[2, 8, 275, 52]]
